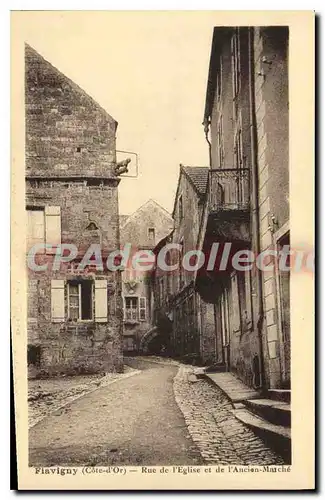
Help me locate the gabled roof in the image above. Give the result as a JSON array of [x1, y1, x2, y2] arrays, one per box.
[[171, 165, 209, 219], [182, 166, 209, 196], [120, 199, 172, 229], [25, 44, 118, 126]]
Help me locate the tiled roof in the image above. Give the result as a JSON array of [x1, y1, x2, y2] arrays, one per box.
[[182, 166, 209, 196]]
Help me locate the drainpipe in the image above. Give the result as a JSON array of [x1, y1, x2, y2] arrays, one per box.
[[248, 27, 266, 390], [203, 118, 212, 168]]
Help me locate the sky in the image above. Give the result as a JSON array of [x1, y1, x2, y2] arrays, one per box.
[[14, 11, 220, 215]]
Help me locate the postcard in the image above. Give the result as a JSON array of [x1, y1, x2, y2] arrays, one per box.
[[11, 10, 315, 490]]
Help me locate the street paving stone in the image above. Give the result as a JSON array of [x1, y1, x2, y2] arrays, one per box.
[[173, 365, 284, 465]]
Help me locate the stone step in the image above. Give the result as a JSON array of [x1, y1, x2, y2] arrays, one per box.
[[203, 372, 261, 403], [231, 407, 291, 463], [268, 389, 291, 403], [244, 398, 291, 427], [204, 364, 227, 373]]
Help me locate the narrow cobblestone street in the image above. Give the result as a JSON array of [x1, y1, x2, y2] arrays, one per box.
[[29, 358, 284, 467], [173, 364, 284, 465]]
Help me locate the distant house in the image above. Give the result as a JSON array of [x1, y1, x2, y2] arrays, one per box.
[[26, 45, 125, 377], [119, 199, 174, 354], [150, 165, 219, 365]]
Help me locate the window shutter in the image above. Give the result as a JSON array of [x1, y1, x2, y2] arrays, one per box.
[[230, 272, 241, 333], [45, 206, 61, 252], [95, 279, 108, 323], [27, 210, 45, 248], [51, 279, 65, 322], [139, 297, 146, 321]]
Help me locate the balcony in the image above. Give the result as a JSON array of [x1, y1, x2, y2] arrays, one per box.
[[209, 168, 250, 213], [195, 168, 251, 302], [204, 168, 250, 244]]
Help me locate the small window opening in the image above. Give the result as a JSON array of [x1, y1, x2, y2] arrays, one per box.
[[148, 227, 155, 243], [86, 222, 99, 230]]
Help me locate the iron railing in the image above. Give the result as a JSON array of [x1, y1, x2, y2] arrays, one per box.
[[208, 168, 250, 212]]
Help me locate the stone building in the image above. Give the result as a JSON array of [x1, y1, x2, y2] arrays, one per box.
[[119, 199, 174, 353], [195, 26, 289, 390], [26, 45, 126, 377], [149, 166, 221, 365]]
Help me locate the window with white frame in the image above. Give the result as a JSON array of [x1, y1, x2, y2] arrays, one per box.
[[124, 296, 147, 322], [124, 296, 138, 321], [68, 280, 93, 320], [50, 278, 108, 323]]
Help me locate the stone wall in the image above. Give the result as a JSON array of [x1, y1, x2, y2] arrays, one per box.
[[254, 27, 289, 388]]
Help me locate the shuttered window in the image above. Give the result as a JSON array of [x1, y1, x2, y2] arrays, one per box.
[[45, 206, 61, 253], [51, 279, 65, 322], [68, 280, 93, 321], [27, 209, 45, 249], [95, 279, 108, 323], [139, 297, 146, 321], [124, 297, 138, 321]]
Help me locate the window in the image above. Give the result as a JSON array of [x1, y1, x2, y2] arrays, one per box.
[[27, 209, 45, 248], [231, 28, 241, 104], [234, 122, 243, 170], [124, 296, 147, 322], [179, 195, 183, 221], [217, 115, 225, 168], [27, 206, 61, 253], [148, 227, 155, 244], [125, 296, 138, 321], [234, 117, 246, 207], [51, 279, 107, 323], [68, 280, 93, 320], [86, 221, 99, 230]]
